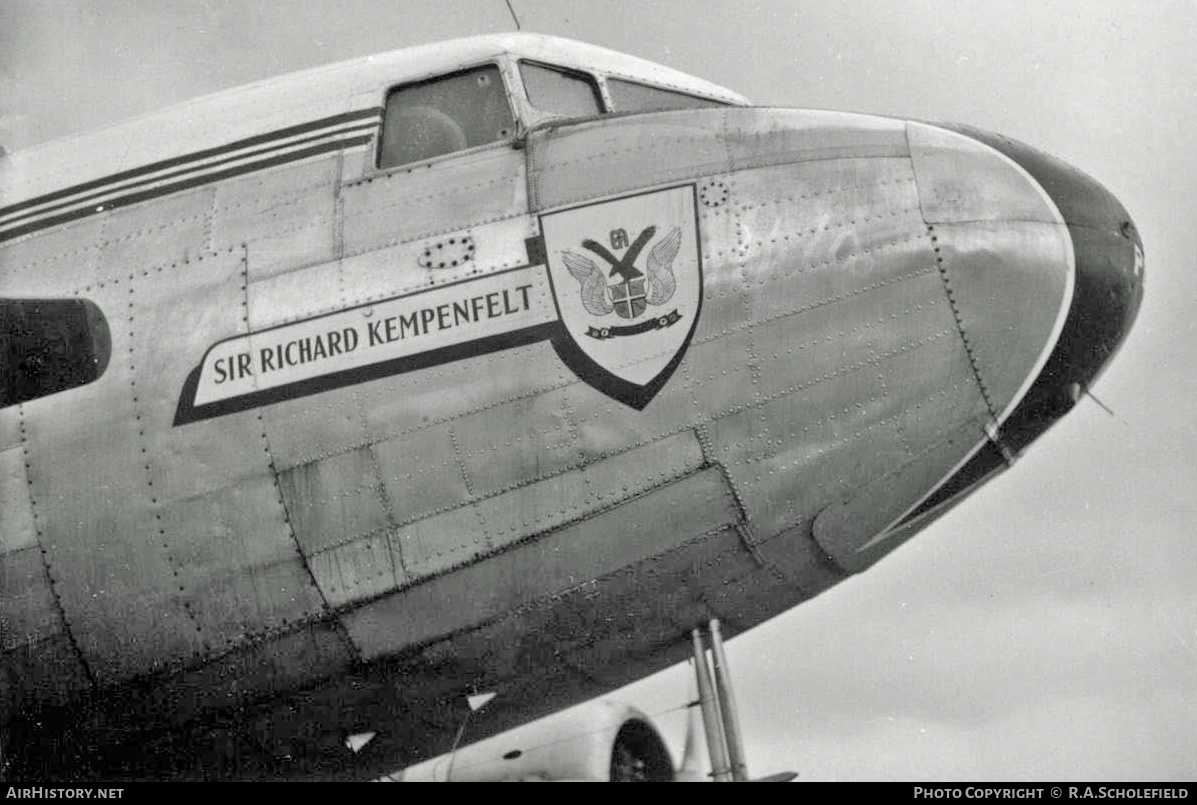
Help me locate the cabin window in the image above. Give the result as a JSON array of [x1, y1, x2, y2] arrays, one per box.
[[519, 62, 604, 118], [607, 78, 728, 113], [378, 65, 515, 169], [1, 299, 110, 407]]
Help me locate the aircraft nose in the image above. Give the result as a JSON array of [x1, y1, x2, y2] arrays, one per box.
[[935, 123, 1144, 449]]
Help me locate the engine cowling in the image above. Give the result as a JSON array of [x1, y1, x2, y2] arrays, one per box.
[[396, 701, 677, 782]]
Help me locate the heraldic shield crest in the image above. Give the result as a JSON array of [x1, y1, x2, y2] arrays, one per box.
[[541, 184, 702, 409]]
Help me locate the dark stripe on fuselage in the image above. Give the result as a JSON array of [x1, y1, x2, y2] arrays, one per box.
[[1, 122, 378, 229], [0, 134, 376, 243], [0, 108, 382, 243]]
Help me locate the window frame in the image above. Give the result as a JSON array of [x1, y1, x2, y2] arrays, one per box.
[[603, 76, 732, 114], [372, 60, 522, 173], [516, 59, 608, 121]]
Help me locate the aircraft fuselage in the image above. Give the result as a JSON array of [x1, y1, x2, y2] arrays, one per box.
[[0, 34, 1142, 779]]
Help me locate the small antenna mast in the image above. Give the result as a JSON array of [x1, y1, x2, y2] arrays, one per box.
[[505, 0, 522, 30]]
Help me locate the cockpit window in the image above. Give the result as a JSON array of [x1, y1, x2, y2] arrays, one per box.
[[607, 78, 728, 113], [378, 65, 515, 169], [519, 62, 604, 118]]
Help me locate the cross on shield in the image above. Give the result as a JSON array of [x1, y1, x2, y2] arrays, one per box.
[[610, 277, 647, 319]]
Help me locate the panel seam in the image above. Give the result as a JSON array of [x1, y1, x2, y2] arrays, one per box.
[[16, 403, 96, 687], [244, 243, 359, 661], [927, 224, 1000, 423]]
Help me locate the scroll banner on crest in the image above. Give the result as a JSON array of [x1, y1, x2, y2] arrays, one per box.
[[175, 184, 701, 424], [585, 309, 682, 340]]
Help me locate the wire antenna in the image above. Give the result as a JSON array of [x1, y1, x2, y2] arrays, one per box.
[[1086, 387, 1116, 417], [505, 0, 522, 30]]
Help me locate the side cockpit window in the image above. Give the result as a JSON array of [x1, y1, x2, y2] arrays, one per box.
[[607, 78, 729, 113], [378, 65, 515, 169], [1, 299, 110, 407], [519, 62, 604, 118]]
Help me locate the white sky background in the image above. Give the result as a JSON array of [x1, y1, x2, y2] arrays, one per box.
[[2, 0, 1194, 782]]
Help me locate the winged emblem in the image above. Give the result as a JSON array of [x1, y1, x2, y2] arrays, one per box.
[[561, 250, 614, 317], [561, 225, 682, 319], [539, 184, 702, 408], [644, 226, 680, 305]]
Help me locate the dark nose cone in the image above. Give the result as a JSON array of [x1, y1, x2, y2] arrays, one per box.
[[936, 123, 1145, 451]]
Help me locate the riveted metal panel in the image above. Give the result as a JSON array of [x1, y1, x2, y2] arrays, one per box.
[[813, 417, 990, 572], [316, 430, 707, 623], [928, 221, 1074, 421], [0, 546, 60, 652], [213, 158, 339, 279], [78, 621, 353, 740], [341, 466, 738, 659], [677, 327, 759, 416], [0, 446, 36, 554], [156, 474, 327, 650], [456, 526, 758, 689], [95, 187, 215, 283], [339, 240, 459, 313], [527, 116, 727, 212], [470, 470, 591, 550], [21, 278, 207, 684], [528, 109, 909, 213], [693, 197, 745, 344], [309, 530, 396, 609], [708, 323, 983, 541], [585, 546, 758, 668], [595, 527, 760, 629], [261, 387, 369, 472], [125, 250, 327, 650], [908, 121, 1061, 226], [714, 158, 921, 267], [690, 265, 745, 355], [373, 425, 468, 526], [565, 379, 693, 463], [759, 393, 959, 540], [132, 249, 248, 395], [137, 253, 274, 506], [380, 504, 480, 585], [0, 216, 106, 295], [246, 209, 338, 286], [724, 160, 931, 327], [460, 215, 539, 275], [246, 259, 344, 329], [751, 522, 846, 597], [143, 410, 275, 510], [184, 556, 326, 651], [451, 388, 581, 499], [1, 634, 91, 715], [722, 109, 909, 171], [474, 429, 706, 549], [278, 445, 389, 556], [749, 268, 960, 402], [356, 341, 571, 443], [704, 564, 827, 638], [341, 147, 525, 257], [18, 245, 325, 685], [337, 216, 537, 314], [733, 153, 920, 214], [709, 353, 905, 479], [738, 210, 935, 326], [893, 359, 988, 456]]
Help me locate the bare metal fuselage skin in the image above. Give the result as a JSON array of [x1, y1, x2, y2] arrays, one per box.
[[0, 37, 1142, 779]]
